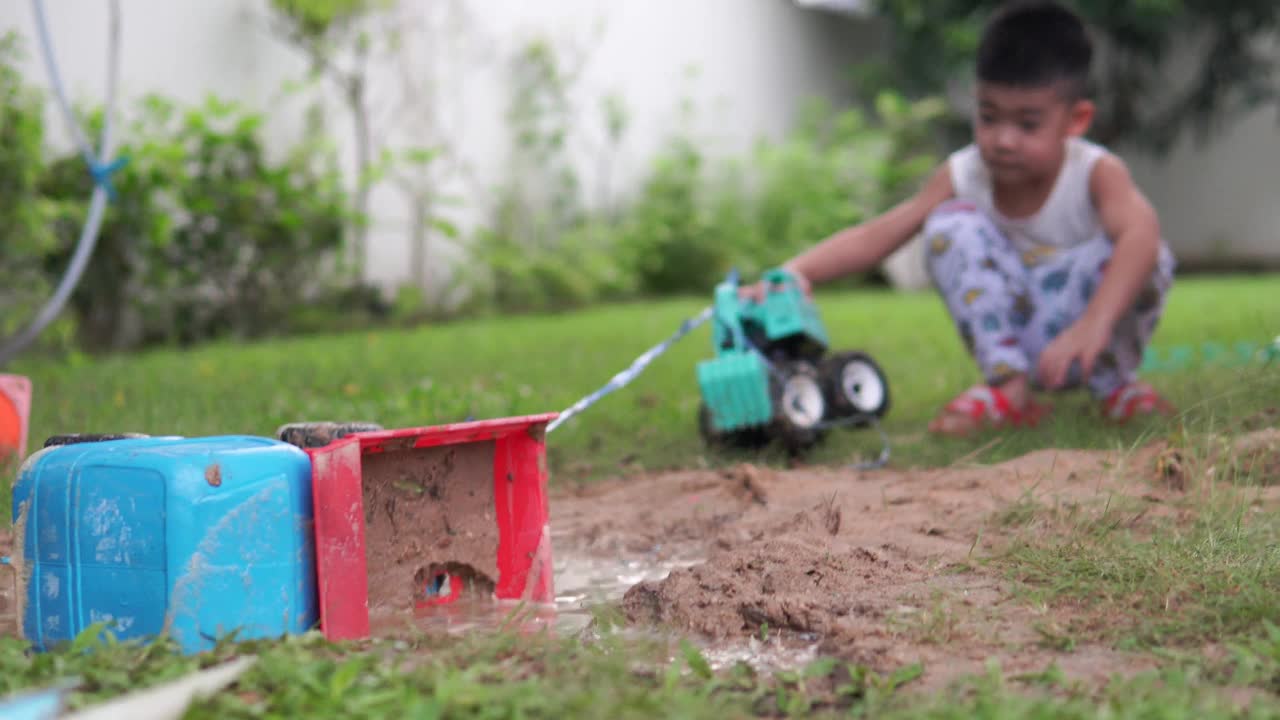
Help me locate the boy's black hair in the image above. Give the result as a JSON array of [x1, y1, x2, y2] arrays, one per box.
[[976, 1, 1093, 100]]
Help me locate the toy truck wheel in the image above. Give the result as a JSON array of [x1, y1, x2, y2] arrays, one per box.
[[277, 421, 384, 449], [698, 403, 730, 449], [43, 433, 149, 448], [698, 403, 769, 450], [697, 403, 725, 448], [820, 351, 890, 424], [769, 361, 827, 453]]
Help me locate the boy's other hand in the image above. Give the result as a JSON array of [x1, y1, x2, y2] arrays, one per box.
[[737, 282, 766, 303], [1037, 315, 1111, 389], [789, 268, 813, 298]]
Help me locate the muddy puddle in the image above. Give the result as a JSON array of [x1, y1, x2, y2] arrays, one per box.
[[374, 553, 693, 637], [379, 548, 824, 673]]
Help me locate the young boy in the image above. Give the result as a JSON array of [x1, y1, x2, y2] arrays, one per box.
[[756, 0, 1177, 436]]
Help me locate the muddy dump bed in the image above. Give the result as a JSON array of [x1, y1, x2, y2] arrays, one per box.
[[305, 413, 558, 641]]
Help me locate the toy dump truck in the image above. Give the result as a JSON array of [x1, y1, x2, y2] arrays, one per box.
[[8, 414, 557, 654], [696, 268, 890, 453]]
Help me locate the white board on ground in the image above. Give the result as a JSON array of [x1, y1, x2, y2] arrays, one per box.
[[61, 656, 256, 720]]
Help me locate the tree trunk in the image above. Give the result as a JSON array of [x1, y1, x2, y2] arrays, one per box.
[[348, 78, 372, 280], [410, 197, 427, 293]]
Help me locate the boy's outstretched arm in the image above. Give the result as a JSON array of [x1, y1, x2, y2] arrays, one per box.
[[778, 163, 955, 293], [1037, 154, 1163, 389]]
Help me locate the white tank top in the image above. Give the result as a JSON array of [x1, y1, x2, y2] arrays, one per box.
[[947, 137, 1109, 254]]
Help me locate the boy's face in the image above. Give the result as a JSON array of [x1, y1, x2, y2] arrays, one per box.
[[972, 82, 1094, 186]]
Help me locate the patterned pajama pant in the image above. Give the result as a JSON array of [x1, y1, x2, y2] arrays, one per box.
[[922, 200, 1176, 399]]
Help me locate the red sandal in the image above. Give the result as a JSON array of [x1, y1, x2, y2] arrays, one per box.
[[1102, 381, 1175, 423], [929, 384, 1051, 436]]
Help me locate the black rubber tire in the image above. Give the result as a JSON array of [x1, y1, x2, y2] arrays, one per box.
[[276, 421, 384, 449], [768, 360, 828, 454], [43, 433, 150, 448], [698, 403, 725, 449], [698, 403, 770, 451], [820, 351, 891, 426]]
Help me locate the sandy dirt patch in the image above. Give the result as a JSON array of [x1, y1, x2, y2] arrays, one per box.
[[549, 430, 1280, 690]]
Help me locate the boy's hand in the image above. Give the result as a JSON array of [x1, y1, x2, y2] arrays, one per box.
[[736, 280, 767, 304], [739, 162, 955, 305], [1037, 153, 1163, 391], [781, 266, 813, 299], [1037, 314, 1111, 390], [738, 267, 812, 304]]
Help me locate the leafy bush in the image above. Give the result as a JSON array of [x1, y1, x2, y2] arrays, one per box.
[[863, 0, 1280, 153], [0, 31, 74, 354], [733, 92, 947, 278], [465, 206, 633, 315], [460, 36, 636, 315], [3, 21, 945, 351], [39, 94, 355, 351], [467, 89, 947, 312], [614, 136, 729, 296]]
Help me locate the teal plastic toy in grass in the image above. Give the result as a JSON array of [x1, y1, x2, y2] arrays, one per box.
[[696, 268, 891, 454], [1140, 336, 1280, 373]]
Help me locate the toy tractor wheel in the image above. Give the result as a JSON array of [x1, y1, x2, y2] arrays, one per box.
[[277, 421, 384, 449], [698, 403, 726, 449], [698, 403, 769, 451], [820, 351, 890, 425], [769, 360, 827, 453], [43, 433, 150, 448]]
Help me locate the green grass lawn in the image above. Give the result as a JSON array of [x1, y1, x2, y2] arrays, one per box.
[[9, 274, 1278, 489], [2, 273, 1278, 717]]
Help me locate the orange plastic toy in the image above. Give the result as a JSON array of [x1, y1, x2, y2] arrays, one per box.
[[0, 375, 32, 462]]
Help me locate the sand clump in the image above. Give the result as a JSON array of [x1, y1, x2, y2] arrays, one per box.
[[1152, 427, 1280, 490], [622, 517, 916, 643]]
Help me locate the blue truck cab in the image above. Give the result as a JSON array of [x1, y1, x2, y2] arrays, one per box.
[[10, 435, 318, 654]]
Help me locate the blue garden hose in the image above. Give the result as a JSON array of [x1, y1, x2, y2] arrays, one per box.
[[0, 0, 124, 367], [1139, 337, 1280, 373]]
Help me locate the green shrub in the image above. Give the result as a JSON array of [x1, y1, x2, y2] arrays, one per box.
[[467, 89, 946, 311], [864, 0, 1280, 153], [0, 30, 76, 355], [38, 93, 355, 351], [616, 136, 731, 296], [0, 19, 358, 356], [2, 20, 945, 349]]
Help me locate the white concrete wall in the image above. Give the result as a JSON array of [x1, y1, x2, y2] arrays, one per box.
[[0, 0, 881, 297], [1123, 107, 1280, 269], [5, 0, 1268, 302], [1115, 29, 1280, 270]]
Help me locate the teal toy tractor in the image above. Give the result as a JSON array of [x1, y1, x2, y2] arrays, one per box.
[[696, 268, 890, 453]]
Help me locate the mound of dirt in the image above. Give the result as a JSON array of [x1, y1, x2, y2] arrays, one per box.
[[1152, 427, 1280, 490], [551, 445, 1177, 688], [622, 512, 912, 642], [1232, 428, 1280, 481]]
